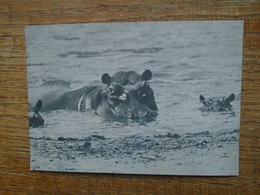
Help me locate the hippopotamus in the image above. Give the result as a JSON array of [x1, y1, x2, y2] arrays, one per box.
[[29, 100, 44, 127], [199, 93, 235, 112], [29, 70, 158, 122], [100, 70, 158, 120], [105, 69, 158, 111]]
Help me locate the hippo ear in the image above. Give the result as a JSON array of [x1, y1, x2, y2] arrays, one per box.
[[142, 69, 152, 81], [199, 95, 205, 103], [101, 73, 111, 85], [34, 99, 42, 112], [225, 93, 235, 103]]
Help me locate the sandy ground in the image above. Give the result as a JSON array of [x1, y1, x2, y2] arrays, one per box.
[[30, 128, 239, 175]]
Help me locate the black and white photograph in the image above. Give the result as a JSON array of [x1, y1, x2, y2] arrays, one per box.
[[26, 21, 243, 175]]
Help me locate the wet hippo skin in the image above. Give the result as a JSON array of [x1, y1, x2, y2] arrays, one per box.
[[29, 100, 44, 127], [29, 70, 158, 124]]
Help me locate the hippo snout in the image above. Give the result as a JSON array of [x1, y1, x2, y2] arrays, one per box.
[[29, 100, 44, 127], [119, 92, 130, 105]]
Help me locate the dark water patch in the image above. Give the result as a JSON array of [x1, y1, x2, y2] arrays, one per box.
[[57, 137, 77, 141], [27, 63, 46, 67], [173, 45, 191, 49], [30, 136, 52, 140], [117, 47, 162, 54], [57, 135, 106, 142], [154, 133, 181, 139], [231, 129, 239, 134], [168, 101, 181, 107], [58, 50, 112, 58], [234, 79, 241, 83], [91, 135, 106, 140], [40, 79, 71, 88], [64, 38, 79, 41], [178, 63, 188, 66], [189, 55, 201, 59], [59, 51, 101, 58], [185, 131, 210, 138], [161, 64, 174, 69], [87, 29, 110, 35], [145, 60, 158, 64], [181, 78, 194, 81], [180, 71, 213, 81], [53, 35, 80, 41]]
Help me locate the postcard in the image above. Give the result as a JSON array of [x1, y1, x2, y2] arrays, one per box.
[[26, 21, 243, 175]]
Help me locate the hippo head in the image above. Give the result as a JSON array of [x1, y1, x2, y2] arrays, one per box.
[[199, 93, 235, 112], [123, 69, 157, 112], [100, 70, 158, 121], [29, 100, 44, 127], [100, 73, 129, 110]]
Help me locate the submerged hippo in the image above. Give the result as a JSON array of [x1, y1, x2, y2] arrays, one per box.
[[29, 100, 44, 127], [29, 70, 158, 123], [101, 70, 158, 120], [199, 93, 235, 112], [104, 69, 158, 111]]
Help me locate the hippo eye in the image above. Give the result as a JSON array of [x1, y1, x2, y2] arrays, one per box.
[[109, 88, 113, 93]]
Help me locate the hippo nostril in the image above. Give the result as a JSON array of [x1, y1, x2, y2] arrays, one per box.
[[125, 94, 130, 104], [119, 93, 127, 101], [144, 81, 150, 87]]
